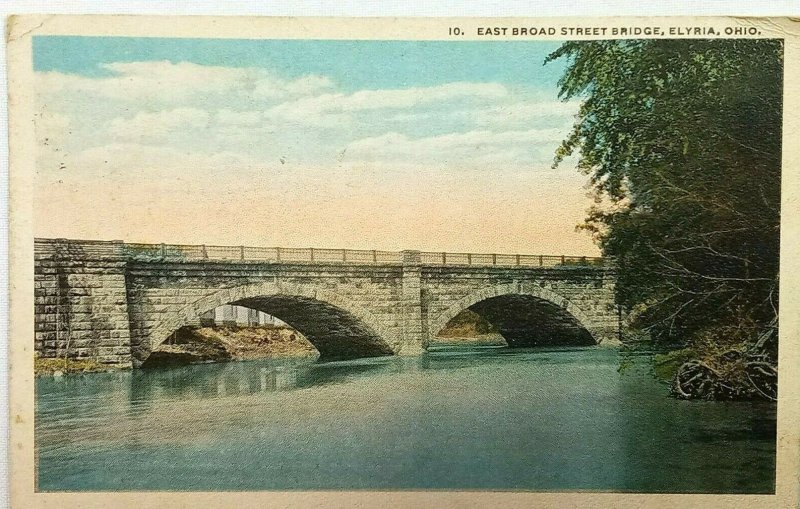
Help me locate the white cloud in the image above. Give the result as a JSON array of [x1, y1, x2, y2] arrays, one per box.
[[253, 74, 334, 99], [344, 128, 568, 167], [109, 108, 211, 143], [470, 99, 580, 126], [36, 61, 578, 163], [265, 82, 509, 126], [37, 60, 336, 106], [215, 109, 264, 126]]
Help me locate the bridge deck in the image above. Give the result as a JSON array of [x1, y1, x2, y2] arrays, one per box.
[[35, 238, 604, 268]]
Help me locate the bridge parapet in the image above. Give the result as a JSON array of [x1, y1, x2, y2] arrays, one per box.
[[36, 238, 604, 269]]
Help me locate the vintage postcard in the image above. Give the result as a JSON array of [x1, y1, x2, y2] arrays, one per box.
[[6, 15, 800, 508]]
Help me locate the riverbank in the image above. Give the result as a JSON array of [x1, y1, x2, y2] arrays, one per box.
[[34, 325, 318, 375], [142, 325, 318, 368], [34, 358, 113, 376], [435, 309, 504, 343]]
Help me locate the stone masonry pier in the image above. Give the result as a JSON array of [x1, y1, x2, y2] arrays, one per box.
[[34, 239, 619, 368]]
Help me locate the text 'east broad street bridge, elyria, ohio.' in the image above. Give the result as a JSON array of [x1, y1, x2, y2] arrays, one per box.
[[34, 238, 620, 368]]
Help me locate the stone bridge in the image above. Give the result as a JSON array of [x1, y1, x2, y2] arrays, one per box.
[[34, 238, 620, 368]]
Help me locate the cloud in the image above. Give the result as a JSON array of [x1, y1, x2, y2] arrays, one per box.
[[253, 73, 334, 99], [265, 82, 509, 126], [344, 128, 568, 167], [470, 99, 580, 127], [109, 108, 211, 144], [37, 60, 336, 105], [215, 109, 264, 126], [36, 61, 578, 163]]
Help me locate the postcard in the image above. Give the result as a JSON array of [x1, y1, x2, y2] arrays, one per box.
[[6, 15, 800, 508]]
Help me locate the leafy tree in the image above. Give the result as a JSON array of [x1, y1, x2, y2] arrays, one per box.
[[546, 39, 782, 351]]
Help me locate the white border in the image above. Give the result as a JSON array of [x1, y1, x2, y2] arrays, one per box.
[[3, 3, 800, 509]]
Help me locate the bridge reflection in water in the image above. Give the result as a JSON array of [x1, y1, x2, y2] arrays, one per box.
[[126, 356, 405, 405], [37, 345, 600, 417], [100, 345, 593, 407]]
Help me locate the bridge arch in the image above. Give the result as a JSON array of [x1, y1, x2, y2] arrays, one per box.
[[428, 282, 605, 347], [143, 280, 396, 364]]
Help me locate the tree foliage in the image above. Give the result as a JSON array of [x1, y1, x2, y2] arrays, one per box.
[[547, 39, 782, 349]]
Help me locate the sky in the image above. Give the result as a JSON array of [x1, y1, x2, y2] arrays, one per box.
[[32, 36, 598, 256]]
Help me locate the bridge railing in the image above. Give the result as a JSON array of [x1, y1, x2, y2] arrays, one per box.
[[123, 243, 405, 264], [419, 251, 603, 267], [119, 241, 602, 267]]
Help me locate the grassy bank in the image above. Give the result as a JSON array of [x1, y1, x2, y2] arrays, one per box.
[[653, 348, 698, 382]]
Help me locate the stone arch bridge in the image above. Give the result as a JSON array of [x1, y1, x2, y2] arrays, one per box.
[[34, 239, 620, 368]]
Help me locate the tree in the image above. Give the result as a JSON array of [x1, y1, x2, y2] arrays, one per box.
[[546, 39, 782, 353]]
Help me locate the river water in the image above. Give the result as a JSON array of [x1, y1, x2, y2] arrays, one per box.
[[35, 345, 776, 493]]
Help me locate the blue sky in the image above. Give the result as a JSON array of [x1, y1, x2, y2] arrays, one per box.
[[33, 36, 567, 90], [32, 36, 596, 255]]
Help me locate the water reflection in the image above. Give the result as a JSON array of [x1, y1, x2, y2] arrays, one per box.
[[35, 346, 777, 493], [39, 346, 614, 414], [122, 355, 408, 408], [613, 359, 777, 493], [124, 346, 567, 403], [420, 344, 600, 370], [292, 357, 398, 389]]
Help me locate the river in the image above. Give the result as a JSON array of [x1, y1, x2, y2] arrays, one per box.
[[35, 345, 776, 492]]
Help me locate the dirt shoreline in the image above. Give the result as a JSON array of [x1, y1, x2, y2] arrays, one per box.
[[35, 325, 318, 375], [142, 325, 318, 368]]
